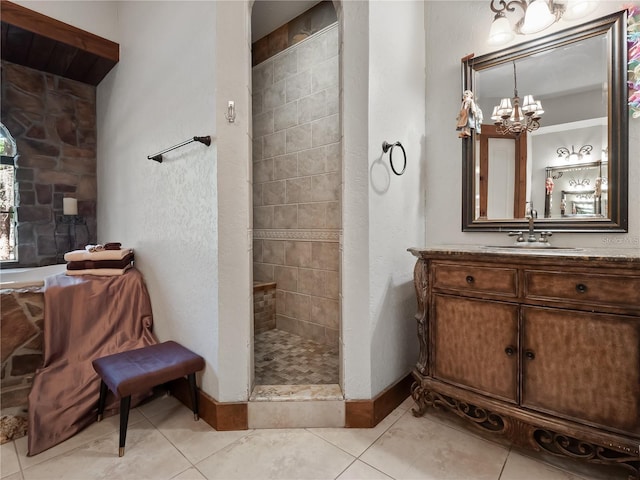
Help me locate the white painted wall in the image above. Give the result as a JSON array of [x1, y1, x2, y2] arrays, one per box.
[[25, 0, 255, 402], [14, 0, 504, 404], [425, 1, 640, 250], [214, 1, 253, 401], [95, 1, 224, 398], [340, 1, 372, 398], [367, 1, 425, 396], [342, 0, 425, 399]]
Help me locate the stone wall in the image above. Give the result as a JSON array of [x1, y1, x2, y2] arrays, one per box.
[[252, 24, 341, 347], [0, 287, 45, 443], [1, 60, 97, 267]]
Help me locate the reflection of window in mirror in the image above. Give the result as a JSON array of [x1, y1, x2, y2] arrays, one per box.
[[475, 125, 527, 219]]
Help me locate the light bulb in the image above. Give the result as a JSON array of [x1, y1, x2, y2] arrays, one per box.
[[488, 14, 514, 46], [520, 0, 556, 34]]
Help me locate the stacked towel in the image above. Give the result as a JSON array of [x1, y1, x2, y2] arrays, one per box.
[[64, 244, 134, 276]]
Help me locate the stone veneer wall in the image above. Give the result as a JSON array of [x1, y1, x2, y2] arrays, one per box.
[[252, 24, 342, 345], [252, 24, 341, 347], [253, 282, 277, 334], [0, 287, 44, 443], [1, 60, 97, 267]]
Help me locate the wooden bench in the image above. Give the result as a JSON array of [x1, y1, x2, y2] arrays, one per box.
[[92, 341, 205, 456]]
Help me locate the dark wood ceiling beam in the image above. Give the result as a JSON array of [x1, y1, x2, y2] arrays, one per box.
[[0, 0, 118, 62]]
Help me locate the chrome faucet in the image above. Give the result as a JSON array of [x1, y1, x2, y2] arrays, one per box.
[[526, 209, 537, 242], [508, 202, 553, 245]]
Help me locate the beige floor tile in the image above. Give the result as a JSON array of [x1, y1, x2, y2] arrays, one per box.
[[360, 413, 508, 480], [509, 448, 631, 480], [500, 451, 592, 480], [170, 467, 207, 480], [336, 460, 393, 480], [397, 395, 415, 412], [195, 428, 354, 479], [1, 473, 21, 480], [1, 443, 20, 478], [147, 402, 250, 464], [15, 409, 143, 470], [308, 403, 406, 457], [415, 406, 513, 449], [21, 418, 190, 480], [137, 393, 184, 420]]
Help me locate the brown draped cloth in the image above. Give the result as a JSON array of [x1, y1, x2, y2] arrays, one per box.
[[27, 268, 157, 456]]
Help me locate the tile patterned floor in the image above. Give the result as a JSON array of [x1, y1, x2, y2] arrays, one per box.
[[1, 395, 630, 480], [254, 328, 339, 385]]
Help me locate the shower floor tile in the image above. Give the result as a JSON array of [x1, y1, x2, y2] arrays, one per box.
[[254, 329, 339, 385]]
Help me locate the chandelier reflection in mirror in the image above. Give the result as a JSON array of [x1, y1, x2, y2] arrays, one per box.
[[488, 0, 599, 46], [557, 144, 593, 163], [490, 61, 544, 136]]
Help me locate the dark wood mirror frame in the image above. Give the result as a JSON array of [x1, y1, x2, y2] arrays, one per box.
[[461, 11, 628, 232]]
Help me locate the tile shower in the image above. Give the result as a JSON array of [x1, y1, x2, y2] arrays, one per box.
[[252, 24, 340, 385]]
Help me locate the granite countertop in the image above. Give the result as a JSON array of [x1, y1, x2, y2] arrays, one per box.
[[408, 244, 640, 263]]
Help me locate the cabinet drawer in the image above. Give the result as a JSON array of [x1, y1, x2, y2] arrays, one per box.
[[433, 263, 517, 296], [525, 270, 640, 310]]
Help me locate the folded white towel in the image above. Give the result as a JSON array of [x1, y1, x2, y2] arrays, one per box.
[[64, 248, 133, 262], [85, 244, 104, 253], [65, 265, 132, 277]]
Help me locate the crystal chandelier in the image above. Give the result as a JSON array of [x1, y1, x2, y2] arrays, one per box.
[[490, 61, 544, 136]]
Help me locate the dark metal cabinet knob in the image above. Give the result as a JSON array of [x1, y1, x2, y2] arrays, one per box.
[[505, 346, 516, 356], [465, 275, 474, 284], [575, 283, 588, 294], [525, 350, 536, 360]]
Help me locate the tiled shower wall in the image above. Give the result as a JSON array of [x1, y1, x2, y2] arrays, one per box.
[[252, 24, 340, 347]]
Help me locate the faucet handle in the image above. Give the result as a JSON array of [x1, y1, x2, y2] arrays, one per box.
[[508, 231, 524, 242], [539, 231, 553, 242]]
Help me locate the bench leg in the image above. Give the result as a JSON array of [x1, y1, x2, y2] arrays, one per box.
[[187, 373, 199, 421], [119, 396, 132, 457], [97, 380, 108, 422]]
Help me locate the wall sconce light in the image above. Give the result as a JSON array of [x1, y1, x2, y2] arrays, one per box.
[[488, 0, 599, 46], [557, 144, 593, 163], [490, 61, 544, 136]]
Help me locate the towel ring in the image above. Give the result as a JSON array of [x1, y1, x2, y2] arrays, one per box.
[[382, 141, 407, 176]]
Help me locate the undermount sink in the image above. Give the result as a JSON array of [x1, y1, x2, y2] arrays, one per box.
[[484, 244, 582, 251]]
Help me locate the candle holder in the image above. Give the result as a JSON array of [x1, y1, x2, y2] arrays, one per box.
[[55, 215, 88, 261]]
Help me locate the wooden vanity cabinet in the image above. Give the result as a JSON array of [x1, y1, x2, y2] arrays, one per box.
[[521, 307, 640, 436], [409, 248, 640, 479]]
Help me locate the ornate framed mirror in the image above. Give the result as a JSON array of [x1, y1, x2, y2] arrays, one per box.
[[462, 11, 628, 232]]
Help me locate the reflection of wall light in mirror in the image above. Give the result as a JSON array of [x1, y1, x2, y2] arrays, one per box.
[[556, 144, 593, 163], [487, 0, 598, 46]]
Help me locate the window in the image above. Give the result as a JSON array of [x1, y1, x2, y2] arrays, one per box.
[[0, 162, 16, 261], [1, 122, 17, 262]]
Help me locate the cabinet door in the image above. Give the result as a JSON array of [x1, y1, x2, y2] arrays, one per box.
[[522, 307, 640, 435], [433, 294, 518, 403]]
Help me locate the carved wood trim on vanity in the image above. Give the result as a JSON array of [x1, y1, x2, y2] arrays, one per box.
[[408, 247, 640, 480]]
